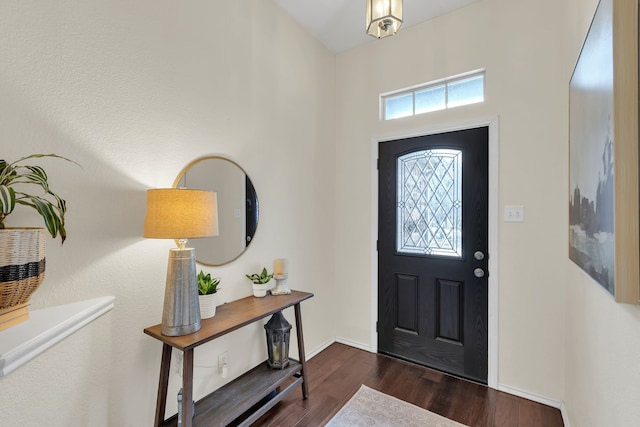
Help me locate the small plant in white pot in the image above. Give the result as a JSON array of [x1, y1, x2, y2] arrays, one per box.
[[0, 154, 77, 329], [197, 270, 220, 319], [246, 268, 273, 297]]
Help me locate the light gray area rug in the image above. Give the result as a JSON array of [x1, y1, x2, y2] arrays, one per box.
[[325, 385, 468, 427]]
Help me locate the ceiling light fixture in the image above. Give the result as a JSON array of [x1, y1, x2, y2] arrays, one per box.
[[366, 0, 403, 39]]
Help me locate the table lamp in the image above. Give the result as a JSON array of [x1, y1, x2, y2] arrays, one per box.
[[144, 188, 218, 336]]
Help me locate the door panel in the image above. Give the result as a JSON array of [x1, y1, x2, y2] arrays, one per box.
[[437, 279, 462, 343], [397, 274, 419, 333], [378, 127, 488, 383]]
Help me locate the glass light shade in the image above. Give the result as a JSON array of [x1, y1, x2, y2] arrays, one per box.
[[366, 0, 403, 39], [143, 188, 218, 239]]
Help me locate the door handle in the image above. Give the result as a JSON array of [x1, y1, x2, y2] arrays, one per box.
[[474, 268, 485, 278]]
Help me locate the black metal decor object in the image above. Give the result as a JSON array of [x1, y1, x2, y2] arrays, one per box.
[[264, 311, 291, 369]]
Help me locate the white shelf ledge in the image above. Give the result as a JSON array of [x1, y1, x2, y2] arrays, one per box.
[[0, 296, 115, 377]]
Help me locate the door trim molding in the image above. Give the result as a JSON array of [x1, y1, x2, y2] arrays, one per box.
[[370, 116, 500, 389]]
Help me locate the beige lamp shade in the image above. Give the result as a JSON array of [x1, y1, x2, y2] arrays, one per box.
[[143, 188, 218, 239]]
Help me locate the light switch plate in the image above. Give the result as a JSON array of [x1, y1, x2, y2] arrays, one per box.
[[504, 205, 525, 222]]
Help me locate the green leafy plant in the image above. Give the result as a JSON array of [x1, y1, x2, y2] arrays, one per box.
[[245, 267, 273, 284], [197, 270, 221, 295], [0, 154, 79, 244]]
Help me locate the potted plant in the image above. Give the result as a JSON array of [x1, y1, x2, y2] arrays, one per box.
[[246, 267, 273, 297], [0, 154, 77, 328], [197, 270, 221, 319]]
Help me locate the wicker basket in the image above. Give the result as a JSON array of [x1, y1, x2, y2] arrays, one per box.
[[0, 228, 46, 310]]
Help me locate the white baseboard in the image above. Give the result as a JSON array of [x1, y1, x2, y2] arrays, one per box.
[[498, 384, 570, 426], [335, 336, 373, 352], [306, 337, 372, 361], [306, 337, 336, 360], [498, 384, 563, 408]]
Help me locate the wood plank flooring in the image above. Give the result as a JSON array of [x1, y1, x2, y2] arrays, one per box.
[[251, 343, 564, 427]]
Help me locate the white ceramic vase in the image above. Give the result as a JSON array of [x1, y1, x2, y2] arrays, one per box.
[[252, 283, 267, 297], [198, 293, 217, 319]]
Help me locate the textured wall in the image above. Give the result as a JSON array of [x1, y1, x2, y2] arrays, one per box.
[[334, 0, 572, 404], [335, 0, 640, 425], [564, 1, 640, 426], [3, 0, 640, 425], [0, 1, 336, 425]]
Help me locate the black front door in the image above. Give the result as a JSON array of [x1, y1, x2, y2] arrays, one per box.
[[378, 127, 489, 383]]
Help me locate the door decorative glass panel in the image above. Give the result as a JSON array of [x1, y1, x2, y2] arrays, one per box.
[[397, 149, 462, 257]]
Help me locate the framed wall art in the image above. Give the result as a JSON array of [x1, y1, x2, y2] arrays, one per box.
[[569, 0, 639, 304]]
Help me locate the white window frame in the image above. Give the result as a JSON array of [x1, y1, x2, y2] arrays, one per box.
[[380, 69, 485, 120]]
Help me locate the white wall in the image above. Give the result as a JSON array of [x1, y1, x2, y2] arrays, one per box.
[[334, 0, 572, 403], [335, 0, 640, 425], [564, 1, 640, 425], [4, 0, 640, 425], [0, 0, 335, 425]]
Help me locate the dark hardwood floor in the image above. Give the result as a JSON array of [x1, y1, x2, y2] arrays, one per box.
[[252, 343, 564, 427]]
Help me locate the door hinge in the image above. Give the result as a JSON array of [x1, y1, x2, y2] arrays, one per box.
[[376, 321, 379, 332], [376, 240, 379, 251], [377, 158, 380, 170]]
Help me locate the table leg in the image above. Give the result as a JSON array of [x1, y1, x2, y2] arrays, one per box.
[[182, 349, 195, 427], [154, 344, 172, 427], [294, 303, 309, 399]]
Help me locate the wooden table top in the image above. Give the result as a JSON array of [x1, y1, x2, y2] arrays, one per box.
[[144, 290, 313, 351]]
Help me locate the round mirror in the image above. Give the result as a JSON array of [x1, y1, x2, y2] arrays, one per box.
[[173, 156, 259, 266]]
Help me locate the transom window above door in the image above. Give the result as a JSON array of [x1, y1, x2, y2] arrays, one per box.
[[381, 70, 485, 120]]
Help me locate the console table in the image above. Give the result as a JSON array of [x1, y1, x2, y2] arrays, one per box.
[[144, 290, 313, 427]]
